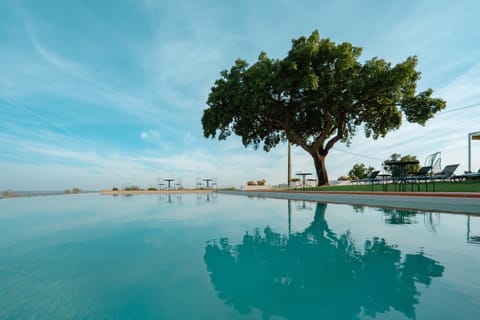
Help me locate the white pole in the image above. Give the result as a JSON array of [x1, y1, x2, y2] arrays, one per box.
[[468, 131, 480, 172], [469, 132, 472, 173]]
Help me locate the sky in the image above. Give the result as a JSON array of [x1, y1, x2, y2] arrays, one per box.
[[1, 0, 480, 191]]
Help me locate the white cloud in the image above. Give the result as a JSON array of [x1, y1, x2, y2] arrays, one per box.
[[2, 0, 480, 191], [140, 130, 160, 141]]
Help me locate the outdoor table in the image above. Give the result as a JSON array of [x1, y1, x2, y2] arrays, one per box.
[[377, 173, 391, 191], [203, 178, 213, 189], [296, 172, 313, 190], [384, 160, 419, 192], [164, 178, 175, 190]]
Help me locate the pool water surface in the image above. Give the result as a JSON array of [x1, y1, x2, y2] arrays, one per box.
[[0, 193, 479, 319]]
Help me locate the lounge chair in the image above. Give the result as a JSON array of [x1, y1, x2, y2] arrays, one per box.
[[452, 168, 480, 182], [407, 166, 434, 191], [432, 164, 459, 182]]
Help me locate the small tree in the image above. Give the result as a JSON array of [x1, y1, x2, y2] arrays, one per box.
[[201, 31, 445, 186], [383, 153, 420, 176], [348, 163, 375, 179]]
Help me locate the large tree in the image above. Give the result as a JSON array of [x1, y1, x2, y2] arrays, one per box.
[[201, 31, 446, 185]]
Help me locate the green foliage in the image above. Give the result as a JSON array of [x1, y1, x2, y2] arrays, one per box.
[[202, 30, 445, 185], [382, 153, 420, 176], [348, 163, 375, 179], [124, 185, 142, 191], [112, 187, 119, 191], [65, 187, 81, 194]]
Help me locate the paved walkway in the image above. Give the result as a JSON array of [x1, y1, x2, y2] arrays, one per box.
[[218, 190, 480, 214]]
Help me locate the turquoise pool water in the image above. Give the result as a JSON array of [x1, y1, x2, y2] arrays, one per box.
[[1, 193, 479, 319]]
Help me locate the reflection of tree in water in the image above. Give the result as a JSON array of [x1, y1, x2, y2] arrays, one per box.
[[204, 203, 444, 320], [351, 206, 418, 225], [379, 208, 418, 225]]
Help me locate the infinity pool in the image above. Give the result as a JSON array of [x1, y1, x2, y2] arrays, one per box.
[[1, 193, 479, 319]]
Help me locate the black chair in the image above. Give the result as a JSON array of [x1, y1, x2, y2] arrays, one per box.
[[211, 178, 218, 190], [388, 170, 404, 191], [408, 166, 434, 191], [356, 170, 380, 191], [175, 178, 183, 190]]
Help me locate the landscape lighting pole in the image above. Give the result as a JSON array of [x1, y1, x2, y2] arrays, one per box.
[[468, 131, 480, 172]]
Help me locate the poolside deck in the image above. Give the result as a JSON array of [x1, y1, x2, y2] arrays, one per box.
[[218, 190, 480, 214], [100, 189, 215, 195]]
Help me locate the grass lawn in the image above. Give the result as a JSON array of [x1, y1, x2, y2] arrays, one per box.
[[296, 180, 480, 193]]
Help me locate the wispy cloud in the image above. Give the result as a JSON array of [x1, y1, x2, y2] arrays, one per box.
[[436, 63, 480, 107], [18, 23, 180, 131], [2, 0, 480, 190], [140, 129, 160, 141]]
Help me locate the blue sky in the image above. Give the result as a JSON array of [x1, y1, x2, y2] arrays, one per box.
[[1, 0, 480, 190]]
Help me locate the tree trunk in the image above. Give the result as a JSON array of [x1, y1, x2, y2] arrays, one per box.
[[311, 152, 329, 186]]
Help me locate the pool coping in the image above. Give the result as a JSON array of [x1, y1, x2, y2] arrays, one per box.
[[217, 190, 480, 215], [100, 189, 214, 195]]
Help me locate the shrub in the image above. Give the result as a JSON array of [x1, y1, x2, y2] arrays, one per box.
[[2, 190, 18, 198], [257, 179, 266, 185], [125, 185, 142, 191]]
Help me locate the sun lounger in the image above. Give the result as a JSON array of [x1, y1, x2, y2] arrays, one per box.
[[452, 168, 480, 182], [407, 166, 434, 191], [432, 164, 459, 182]]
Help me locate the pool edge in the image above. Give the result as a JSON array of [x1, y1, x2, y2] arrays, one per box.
[[218, 190, 480, 215]]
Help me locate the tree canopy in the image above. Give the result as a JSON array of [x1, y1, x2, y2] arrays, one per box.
[[383, 153, 420, 176], [348, 163, 375, 179], [201, 30, 446, 185]]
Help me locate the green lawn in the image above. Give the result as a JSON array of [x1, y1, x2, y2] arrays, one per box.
[[295, 180, 480, 193]]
